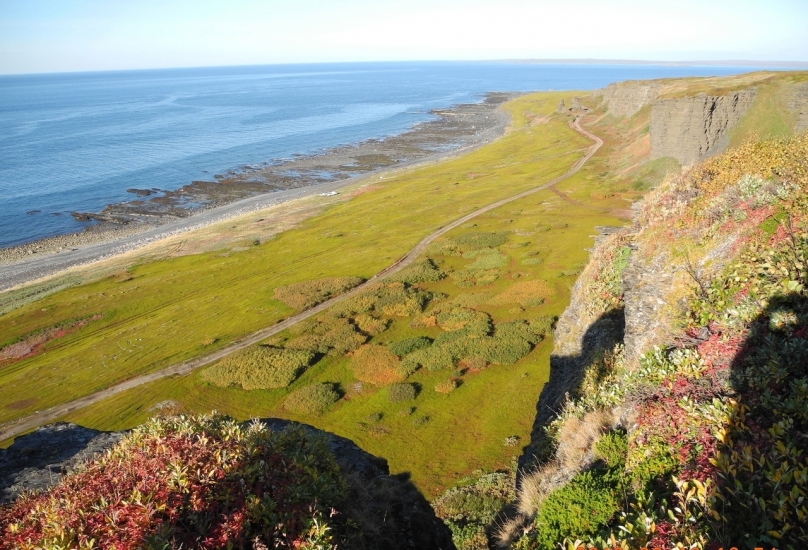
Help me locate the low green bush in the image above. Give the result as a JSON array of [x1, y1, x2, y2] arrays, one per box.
[[452, 231, 509, 250], [466, 250, 509, 270], [594, 430, 628, 469], [354, 314, 390, 336], [434, 469, 515, 550], [284, 383, 342, 415], [391, 259, 446, 284], [435, 308, 492, 334], [450, 268, 501, 287], [285, 317, 367, 355], [388, 336, 432, 357], [533, 470, 617, 549], [201, 346, 314, 390], [520, 257, 543, 266], [404, 345, 457, 372], [387, 382, 418, 402]]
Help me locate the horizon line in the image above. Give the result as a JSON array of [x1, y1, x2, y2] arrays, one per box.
[[2, 57, 807, 77]]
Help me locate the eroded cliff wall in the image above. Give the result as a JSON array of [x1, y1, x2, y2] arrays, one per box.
[[649, 90, 757, 165], [593, 81, 660, 118]]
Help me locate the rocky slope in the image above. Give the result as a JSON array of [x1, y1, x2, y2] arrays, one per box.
[[507, 81, 808, 547], [595, 73, 808, 167]]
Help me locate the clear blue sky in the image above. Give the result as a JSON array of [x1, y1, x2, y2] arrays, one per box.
[[1, 0, 806, 74]]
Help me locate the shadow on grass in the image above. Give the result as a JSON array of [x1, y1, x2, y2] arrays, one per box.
[[517, 307, 626, 476]]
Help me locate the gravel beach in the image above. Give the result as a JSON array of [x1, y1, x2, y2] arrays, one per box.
[[0, 93, 518, 291]]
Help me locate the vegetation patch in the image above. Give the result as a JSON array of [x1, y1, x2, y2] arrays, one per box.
[[390, 259, 446, 284], [0, 413, 345, 549], [387, 382, 418, 403], [388, 336, 432, 357], [349, 344, 403, 386], [273, 276, 364, 310], [284, 382, 342, 415], [488, 279, 555, 307], [201, 346, 314, 390], [285, 317, 367, 356], [433, 469, 516, 550]]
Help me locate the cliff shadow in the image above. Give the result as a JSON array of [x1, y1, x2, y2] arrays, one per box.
[[517, 307, 625, 477], [708, 292, 808, 546]]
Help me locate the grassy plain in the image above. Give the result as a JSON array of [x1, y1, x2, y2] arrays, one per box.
[[1, 90, 640, 495]]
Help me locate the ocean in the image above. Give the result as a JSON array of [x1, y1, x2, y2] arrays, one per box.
[[0, 61, 770, 248]]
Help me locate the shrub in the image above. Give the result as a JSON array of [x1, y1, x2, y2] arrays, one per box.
[[435, 379, 458, 394], [0, 414, 344, 549], [450, 268, 501, 287], [464, 250, 510, 270], [349, 344, 403, 385], [391, 259, 446, 284], [338, 282, 434, 318], [285, 317, 367, 356], [520, 257, 543, 266], [284, 383, 342, 415], [533, 470, 618, 549], [404, 345, 457, 372], [594, 430, 629, 469], [354, 313, 390, 336], [488, 279, 555, 307], [528, 315, 556, 337], [387, 383, 418, 402], [201, 346, 314, 390], [433, 470, 516, 550], [435, 307, 492, 334], [388, 336, 432, 357], [273, 276, 364, 310], [452, 231, 509, 250]]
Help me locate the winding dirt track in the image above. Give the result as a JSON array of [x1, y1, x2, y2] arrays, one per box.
[[0, 116, 602, 443]]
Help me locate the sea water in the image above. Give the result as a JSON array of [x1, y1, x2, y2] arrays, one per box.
[[0, 61, 770, 248]]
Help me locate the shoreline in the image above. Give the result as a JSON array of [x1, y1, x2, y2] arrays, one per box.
[[0, 92, 519, 292]]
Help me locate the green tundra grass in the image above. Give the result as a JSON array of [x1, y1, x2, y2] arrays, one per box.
[[1, 90, 636, 494]]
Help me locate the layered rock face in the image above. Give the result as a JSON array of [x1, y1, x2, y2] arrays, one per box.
[[593, 81, 661, 117], [649, 90, 757, 165]]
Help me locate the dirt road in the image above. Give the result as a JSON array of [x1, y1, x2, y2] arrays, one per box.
[[0, 116, 602, 443]]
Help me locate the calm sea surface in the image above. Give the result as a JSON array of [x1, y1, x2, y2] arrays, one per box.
[[0, 62, 770, 248]]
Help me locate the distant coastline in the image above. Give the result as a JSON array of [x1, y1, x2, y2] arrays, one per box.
[[505, 58, 808, 68], [0, 93, 515, 291]]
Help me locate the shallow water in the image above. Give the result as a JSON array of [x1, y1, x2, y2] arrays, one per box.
[[0, 61, 770, 247]]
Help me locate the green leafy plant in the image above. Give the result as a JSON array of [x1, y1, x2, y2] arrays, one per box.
[[201, 346, 314, 389]]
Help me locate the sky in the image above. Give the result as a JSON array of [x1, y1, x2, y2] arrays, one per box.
[[1, 0, 807, 74]]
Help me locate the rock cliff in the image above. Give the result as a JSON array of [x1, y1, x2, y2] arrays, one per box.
[[593, 81, 660, 117], [649, 90, 757, 165]]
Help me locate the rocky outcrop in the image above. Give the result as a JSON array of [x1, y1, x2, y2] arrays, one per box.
[[0, 423, 122, 504], [0, 419, 455, 549], [593, 81, 661, 117], [649, 90, 757, 165]]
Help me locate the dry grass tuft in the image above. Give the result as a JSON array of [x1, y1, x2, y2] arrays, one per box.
[[555, 409, 613, 472], [348, 344, 403, 386]]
